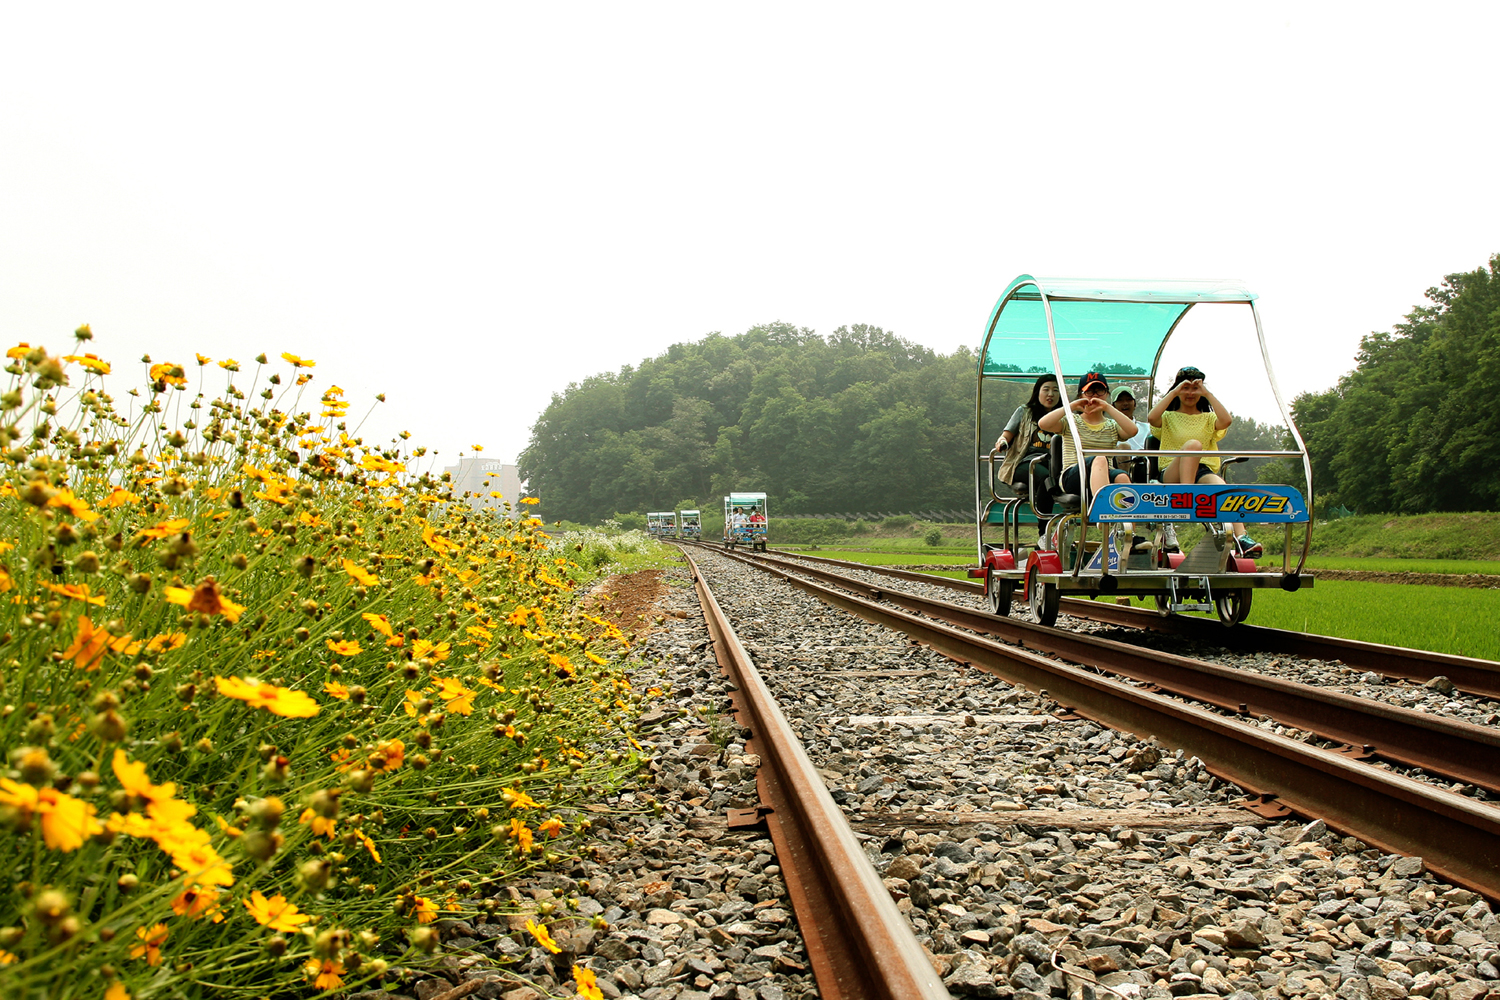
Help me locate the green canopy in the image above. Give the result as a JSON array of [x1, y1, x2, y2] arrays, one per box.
[[980, 275, 1256, 380]]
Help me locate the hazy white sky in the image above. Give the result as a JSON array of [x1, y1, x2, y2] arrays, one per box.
[[3, 3, 1496, 474]]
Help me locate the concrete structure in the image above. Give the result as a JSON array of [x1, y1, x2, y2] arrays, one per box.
[[442, 457, 526, 513]]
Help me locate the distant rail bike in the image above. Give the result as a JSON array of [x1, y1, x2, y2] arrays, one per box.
[[974, 276, 1315, 627], [724, 492, 768, 551]]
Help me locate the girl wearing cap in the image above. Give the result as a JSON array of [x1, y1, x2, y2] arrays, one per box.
[[1037, 372, 1138, 504], [1146, 367, 1262, 557]]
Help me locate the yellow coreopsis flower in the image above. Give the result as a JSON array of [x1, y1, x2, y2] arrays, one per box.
[[40, 581, 107, 605], [6, 342, 31, 359], [538, 817, 564, 838], [63, 352, 112, 374], [341, 559, 379, 586], [305, 958, 343, 991], [411, 639, 450, 662], [362, 612, 393, 637], [356, 829, 382, 863], [164, 578, 245, 622], [104, 982, 130, 1000], [574, 966, 604, 1000], [61, 616, 114, 670], [510, 817, 534, 852], [139, 517, 191, 538], [245, 890, 311, 932], [47, 489, 100, 522], [325, 639, 362, 657], [214, 676, 319, 718], [145, 632, 187, 652], [98, 486, 142, 509], [218, 358, 239, 371], [360, 454, 404, 474], [413, 896, 438, 923], [0, 778, 103, 850], [429, 676, 476, 715], [148, 362, 187, 387], [112, 750, 178, 806], [281, 351, 315, 368], [169, 842, 234, 888], [371, 738, 405, 772], [322, 681, 350, 699], [298, 808, 336, 838], [525, 919, 561, 954], [130, 923, 168, 965], [171, 885, 225, 922], [502, 787, 539, 810]]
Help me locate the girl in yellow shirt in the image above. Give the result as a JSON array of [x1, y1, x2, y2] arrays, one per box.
[[1146, 366, 1261, 557]]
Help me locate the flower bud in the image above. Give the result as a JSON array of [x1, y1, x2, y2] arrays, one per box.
[[298, 858, 333, 893], [14, 746, 55, 786], [32, 889, 71, 923], [409, 926, 438, 953], [308, 788, 341, 819], [89, 709, 128, 743], [242, 828, 284, 863]]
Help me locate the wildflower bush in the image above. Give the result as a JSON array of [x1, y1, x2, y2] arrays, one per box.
[[0, 333, 645, 999]]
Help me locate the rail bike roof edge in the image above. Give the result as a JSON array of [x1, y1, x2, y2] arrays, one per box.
[[979, 275, 1260, 382]]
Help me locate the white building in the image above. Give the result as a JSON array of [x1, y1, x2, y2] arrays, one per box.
[[442, 457, 526, 513]]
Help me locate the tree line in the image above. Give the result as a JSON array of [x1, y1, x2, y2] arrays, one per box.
[[1257, 255, 1500, 514]]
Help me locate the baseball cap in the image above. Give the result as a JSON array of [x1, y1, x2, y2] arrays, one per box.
[[1078, 372, 1109, 394], [1109, 385, 1135, 403]]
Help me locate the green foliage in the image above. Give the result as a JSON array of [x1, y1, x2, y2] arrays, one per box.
[[1203, 581, 1499, 661], [882, 515, 916, 529], [520, 323, 979, 522], [923, 526, 944, 546], [1272, 255, 1500, 513], [562, 527, 675, 573]]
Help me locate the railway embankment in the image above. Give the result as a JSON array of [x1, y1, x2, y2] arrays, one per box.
[[658, 546, 1500, 1000]]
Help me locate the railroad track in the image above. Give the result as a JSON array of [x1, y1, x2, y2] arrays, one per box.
[[684, 541, 1500, 902], [762, 546, 1500, 698], [680, 546, 949, 1000]]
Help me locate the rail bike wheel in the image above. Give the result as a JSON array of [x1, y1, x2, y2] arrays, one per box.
[[1215, 588, 1252, 627], [986, 574, 1014, 616], [1028, 566, 1058, 627]]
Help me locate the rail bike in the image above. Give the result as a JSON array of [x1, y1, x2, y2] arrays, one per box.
[[647, 511, 677, 539], [723, 492, 768, 551], [678, 508, 702, 539], [974, 276, 1314, 627]]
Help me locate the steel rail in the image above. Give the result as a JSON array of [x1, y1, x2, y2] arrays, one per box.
[[1051, 598, 1500, 699], [750, 545, 1500, 697], [678, 547, 951, 1000], [734, 549, 1500, 794], [705, 548, 1500, 899]]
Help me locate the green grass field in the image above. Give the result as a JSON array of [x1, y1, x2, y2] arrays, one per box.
[[800, 548, 1499, 661], [1192, 581, 1500, 661], [1293, 556, 1500, 575]]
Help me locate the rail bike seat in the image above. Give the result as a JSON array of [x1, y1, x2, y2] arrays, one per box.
[[1041, 433, 1081, 514]]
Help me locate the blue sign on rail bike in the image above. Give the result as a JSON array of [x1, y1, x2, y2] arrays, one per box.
[[1088, 483, 1309, 524]]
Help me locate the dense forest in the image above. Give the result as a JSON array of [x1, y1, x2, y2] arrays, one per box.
[[519, 323, 1284, 524], [1260, 255, 1500, 514]]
